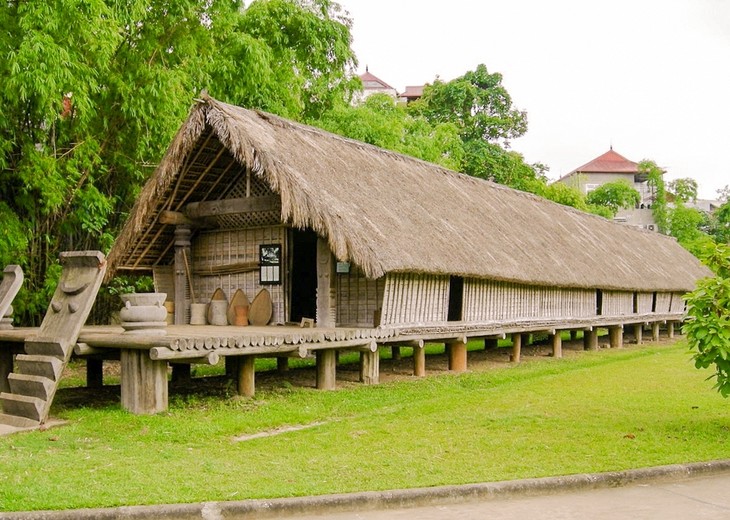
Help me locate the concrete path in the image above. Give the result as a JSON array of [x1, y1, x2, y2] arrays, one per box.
[[278, 473, 730, 520], [3, 460, 730, 519]]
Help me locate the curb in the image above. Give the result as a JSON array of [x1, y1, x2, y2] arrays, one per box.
[[5, 459, 730, 519]]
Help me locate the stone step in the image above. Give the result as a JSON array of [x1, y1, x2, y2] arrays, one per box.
[[15, 354, 63, 381], [8, 373, 54, 401], [0, 392, 45, 422], [0, 412, 40, 429], [24, 339, 66, 357]]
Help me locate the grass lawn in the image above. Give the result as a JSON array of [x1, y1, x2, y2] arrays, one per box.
[[1, 338, 728, 512]]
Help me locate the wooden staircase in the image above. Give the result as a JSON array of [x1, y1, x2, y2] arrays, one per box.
[[0, 251, 106, 430]]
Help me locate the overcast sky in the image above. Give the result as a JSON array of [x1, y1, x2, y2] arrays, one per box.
[[338, 0, 730, 199]]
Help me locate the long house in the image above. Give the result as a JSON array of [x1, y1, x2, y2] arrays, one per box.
[[101, 94, 711, 404], [0, 95, 713, 428]]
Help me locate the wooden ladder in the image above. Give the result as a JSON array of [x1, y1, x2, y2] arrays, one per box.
[[0, 252, 106, 429]]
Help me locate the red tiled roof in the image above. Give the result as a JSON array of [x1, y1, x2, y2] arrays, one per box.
[[570, 148, 639, 174], [359, 70, 395, 91], [400, 85, 424, 98]]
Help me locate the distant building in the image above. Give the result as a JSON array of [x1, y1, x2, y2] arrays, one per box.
[[399, 85, 424, 103], [355, 67, 397, 103], [556, 148, 658, 230]]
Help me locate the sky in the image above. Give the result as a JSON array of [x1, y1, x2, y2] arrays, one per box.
[[337, 0, 730, 199]]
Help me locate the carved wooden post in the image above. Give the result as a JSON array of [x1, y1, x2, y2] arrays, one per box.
[[237, 356, 255, 398], [172, 226, 192, 384], [652, 322, 660, 342], [511, 333, 522, 363], [413, 344, 426, 377], [316, 238, 336, 328], [583, 329, 598, 350], [316, 349, 336, 390], [121, 350, 168, 415], [448, 339, 467, 372], [550, 333, 562, 359], [609, 326, 623, 349], [359, 350, 379, 385], [634, 324, 643, 345]]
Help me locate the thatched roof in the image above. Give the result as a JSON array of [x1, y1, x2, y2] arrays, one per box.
[[107, 95, 710, 292]]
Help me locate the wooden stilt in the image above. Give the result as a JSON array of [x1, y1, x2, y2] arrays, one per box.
[[120, 349, 168, 415], [316, 349, 336, 390], [511, 333, 522, 363], [391, 346, 401, 361], [634, 324, 643, 345], [484, 338, 498, 350], [86, 358, 104, 388], [0, 349, 12, 394], [171, 363, 191, 384], [583, 329, 598, 351], [413, 344, 426, 377], [448, 340, 467, 372], [668, 322, 675, 339], [277, 356, 289, 373], [652, 322, 660, 342], [359, 350, 379, 385], [237, 356, 255, 398], [609, 326, 623, 349], [550, 333, 562, 359]]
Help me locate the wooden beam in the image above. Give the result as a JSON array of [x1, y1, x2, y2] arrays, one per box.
[[448, 339, 467, 372], [413, 343, 426, 377], [550, 333, 562, 359], [359, 349, 379, 385], [237, 356, 255, 398], [609, 326, 623, 349], [634, 323, 643, 345], [316, 350, 336, 390], [185, 195, 280, 219], [120, 349, 168, 415], [158, 211, 195, 226], [511, 333, 522, 363]]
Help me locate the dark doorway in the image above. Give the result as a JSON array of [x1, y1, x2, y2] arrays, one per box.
[[290, 229, 318, 322], [448, 276, 464, 321], [596, 289, 604, 316]]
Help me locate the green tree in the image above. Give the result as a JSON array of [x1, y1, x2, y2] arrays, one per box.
[[408, 64, 543, 190], [315, 93, 464, 170], [684, 242, 730, 396], [668, 177, 698, 203], [0, 0, 355, 324], [585, 180, 641, 216]]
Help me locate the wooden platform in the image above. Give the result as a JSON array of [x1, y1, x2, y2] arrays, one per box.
[[0, 313, 685, 418]]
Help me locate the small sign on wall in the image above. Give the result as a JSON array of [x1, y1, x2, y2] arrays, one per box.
[[259, 244, 282, 285], [336, 261, 350, 274]]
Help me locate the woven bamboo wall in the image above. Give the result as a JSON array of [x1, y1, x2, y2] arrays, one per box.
[[601, 291, 634, 316], [636, 292, 654, 314], [463, 279, 595, 322], [192, 226, 287, 324], [336, 264, 384, 327], [380, 273, 449, 326], [655, 292, 673, 314]]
